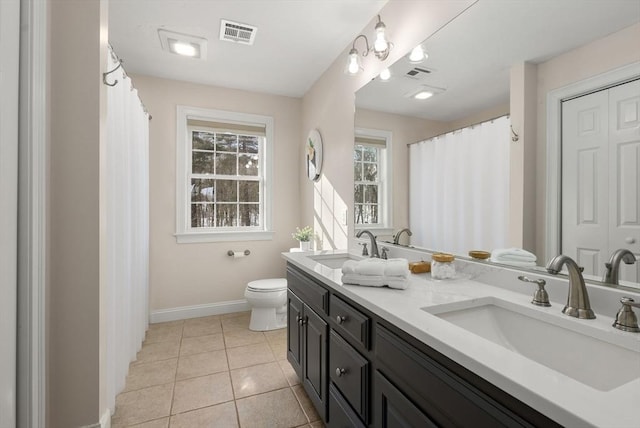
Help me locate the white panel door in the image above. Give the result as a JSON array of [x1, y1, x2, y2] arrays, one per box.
[[608, 80, 640, 283], [562, 90, 609, 276]]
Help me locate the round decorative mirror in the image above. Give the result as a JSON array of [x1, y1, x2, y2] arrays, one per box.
[[306, 129, 323, 181]]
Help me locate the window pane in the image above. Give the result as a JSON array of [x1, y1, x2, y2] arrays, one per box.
[[216, 133, 238, 152], [191, 179, 215, 202], [192, 151, 215, 174], [354, 204, 364, 224], [354, 184, 364, 204], [238, 135, 259, 154], [363, 146, 377, 162], [363, 163, 377, 182], [354, 146, 363, 161], [193, 131, 215, 150], [216, 204, 237, 227], [364, 184, 378, 203], [216, 180, 237, 202], [239, 154, 259, 176], [191, 203, 214, 228], [238, 181, 259, 202], [357, 204, 379, 224], [239, 204, 260, 226], [215, 153, 237, 175], [354, 163, 362, 181]]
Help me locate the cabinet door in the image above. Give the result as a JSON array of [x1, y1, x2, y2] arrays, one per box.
[[303, 305, 328, 420], [329, 384, 366, 428], [375, 371, 437, 428], [287, 291, 303, 379]]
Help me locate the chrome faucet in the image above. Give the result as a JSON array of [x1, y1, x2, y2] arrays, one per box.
[[546, 255, 596, 319], [393, 228, 412, 245], [603, 249, 637, 285], [356, 230, 379, 258]]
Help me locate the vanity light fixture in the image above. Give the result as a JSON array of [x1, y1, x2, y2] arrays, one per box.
[[158, 29, 208, 60], [345, 15, 392, 76], [408, 45, 428, 63]]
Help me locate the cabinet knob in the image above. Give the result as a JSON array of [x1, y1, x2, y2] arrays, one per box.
[[335, 367, 346, 377], [336, 315, 347, 324], [296, 315, 305, 325]]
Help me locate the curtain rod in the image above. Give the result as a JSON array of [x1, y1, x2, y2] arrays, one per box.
[[105, 44, 153, 120], [406, 114, 510, 146]]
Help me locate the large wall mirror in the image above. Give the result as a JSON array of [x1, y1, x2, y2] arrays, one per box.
[[354, 0, 640, 289]]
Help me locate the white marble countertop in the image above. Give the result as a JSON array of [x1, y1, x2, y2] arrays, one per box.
[[282, 249, 640, 428]]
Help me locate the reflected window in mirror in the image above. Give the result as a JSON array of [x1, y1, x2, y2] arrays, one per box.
[[354, 128, 392, 234]]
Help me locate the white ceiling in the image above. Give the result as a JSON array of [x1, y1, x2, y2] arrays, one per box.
[[108, 0, 388, 98], [355, 0, 640, 121]]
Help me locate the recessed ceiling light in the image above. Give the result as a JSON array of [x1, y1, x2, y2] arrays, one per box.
[[404, 85, 445, 100], [408, 45, 428, 63], [379, 68, 391, 81], [414, 91, 433, 100], [158, 29, 207, 60]]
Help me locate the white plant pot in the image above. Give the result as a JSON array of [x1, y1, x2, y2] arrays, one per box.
[[299, 241, 312, 251]]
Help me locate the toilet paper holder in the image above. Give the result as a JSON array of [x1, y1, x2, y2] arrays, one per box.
[[227, 249, 251, 257]]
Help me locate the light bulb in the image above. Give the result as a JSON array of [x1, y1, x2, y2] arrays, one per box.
[[379, 68, 391, 81], [374, 26, 388, 53], [409, 45, 425, 63], [346, 49, 361, 75]]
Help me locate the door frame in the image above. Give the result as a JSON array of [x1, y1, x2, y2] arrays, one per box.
[[545, 61, 640, 262]]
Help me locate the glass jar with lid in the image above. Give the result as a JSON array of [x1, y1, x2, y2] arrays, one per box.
[[431, 253, 456, 280]]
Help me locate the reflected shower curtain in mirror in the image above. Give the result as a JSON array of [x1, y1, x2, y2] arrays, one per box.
[[409, 116, 510, 256], [105, 47, 150, 412]]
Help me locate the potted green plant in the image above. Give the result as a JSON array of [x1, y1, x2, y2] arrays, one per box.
[[292, 226, 313, 251]]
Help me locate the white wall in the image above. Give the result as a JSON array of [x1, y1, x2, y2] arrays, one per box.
[[534, 22, 640, 259], [132, 75, 302, 314]]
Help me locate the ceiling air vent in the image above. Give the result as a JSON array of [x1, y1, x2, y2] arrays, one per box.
[[405, 67, 433, 80], [220, 19, 257, 45]]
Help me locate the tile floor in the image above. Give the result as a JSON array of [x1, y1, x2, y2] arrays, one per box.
[[111, 311, 325, 428]]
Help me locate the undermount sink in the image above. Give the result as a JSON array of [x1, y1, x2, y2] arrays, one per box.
[[308, 253, 362, 269], [422, 297, 640, 391]]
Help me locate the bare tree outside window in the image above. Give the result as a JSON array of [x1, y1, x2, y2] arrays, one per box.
[[354, 144, 380, 225]]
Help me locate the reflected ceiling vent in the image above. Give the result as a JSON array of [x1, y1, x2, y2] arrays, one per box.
[[404, 67, 433, 80], [219, 19, 257, 45]]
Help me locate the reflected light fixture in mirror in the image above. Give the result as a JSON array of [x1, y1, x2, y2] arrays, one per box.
[[345, 15, 392, 76], [408, 45, 428, 63], [379, 68, 391, 81]]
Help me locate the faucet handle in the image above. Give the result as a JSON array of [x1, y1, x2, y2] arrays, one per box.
[[359, 242, 368, 257], [518, 276, 551, 307], [613, 297, 640, 333], [380, 246, 389, 260]]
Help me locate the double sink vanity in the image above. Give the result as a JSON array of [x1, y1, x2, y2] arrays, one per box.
[[282, 245, 640, 427]]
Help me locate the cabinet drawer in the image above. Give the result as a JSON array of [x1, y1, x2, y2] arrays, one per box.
[[328, 384, 366, 428], [329, 331, 369, 424], [287, 266, 328, 314], [330, 295, 371, 349], [376, 325, 534, 428]]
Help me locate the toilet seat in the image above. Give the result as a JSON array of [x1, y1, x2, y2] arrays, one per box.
[[247, 278, 287, 293]]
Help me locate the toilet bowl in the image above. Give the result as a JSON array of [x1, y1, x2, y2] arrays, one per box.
[[244, 278, 288, 331]]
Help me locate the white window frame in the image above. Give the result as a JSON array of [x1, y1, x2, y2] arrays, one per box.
[[354, 128, 393, 236], [176, 105, 274, 243]]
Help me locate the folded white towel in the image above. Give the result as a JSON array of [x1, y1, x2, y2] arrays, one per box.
[[341, 260, 358, 275], [385, 276, 409, 290], [354, 258, 386, 276], [384, 259, 410, 278], [342, 273, 385, 287], [491, 248, 537, 263], [490, 258, 537, 267]]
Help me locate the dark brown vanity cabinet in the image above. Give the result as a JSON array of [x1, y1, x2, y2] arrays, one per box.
[[286, 263, 561, 428]]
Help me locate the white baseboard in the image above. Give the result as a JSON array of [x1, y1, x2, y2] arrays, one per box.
[[150, 299, 251, 323], [100, 409, 111, 428]]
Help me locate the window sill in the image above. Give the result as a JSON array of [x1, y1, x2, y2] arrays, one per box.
[[175, 230, 274, 244], [354, 226, 394, 237]]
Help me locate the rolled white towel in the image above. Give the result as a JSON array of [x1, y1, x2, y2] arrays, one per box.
[[354, 258, 386, 276], [384, 259, 409, 278], [490, 258, 537, 267], [385, 276, 409, 290], [342, 273, 385, 287], [491, 248, 537, 263], [341, 260, 358, 275]]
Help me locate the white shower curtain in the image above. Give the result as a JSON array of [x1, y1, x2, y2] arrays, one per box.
[[409, 116, 510, 255], [105, 48, 150, 412]]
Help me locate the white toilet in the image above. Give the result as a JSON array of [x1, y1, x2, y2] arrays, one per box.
[[244, 278, 288, 331]]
